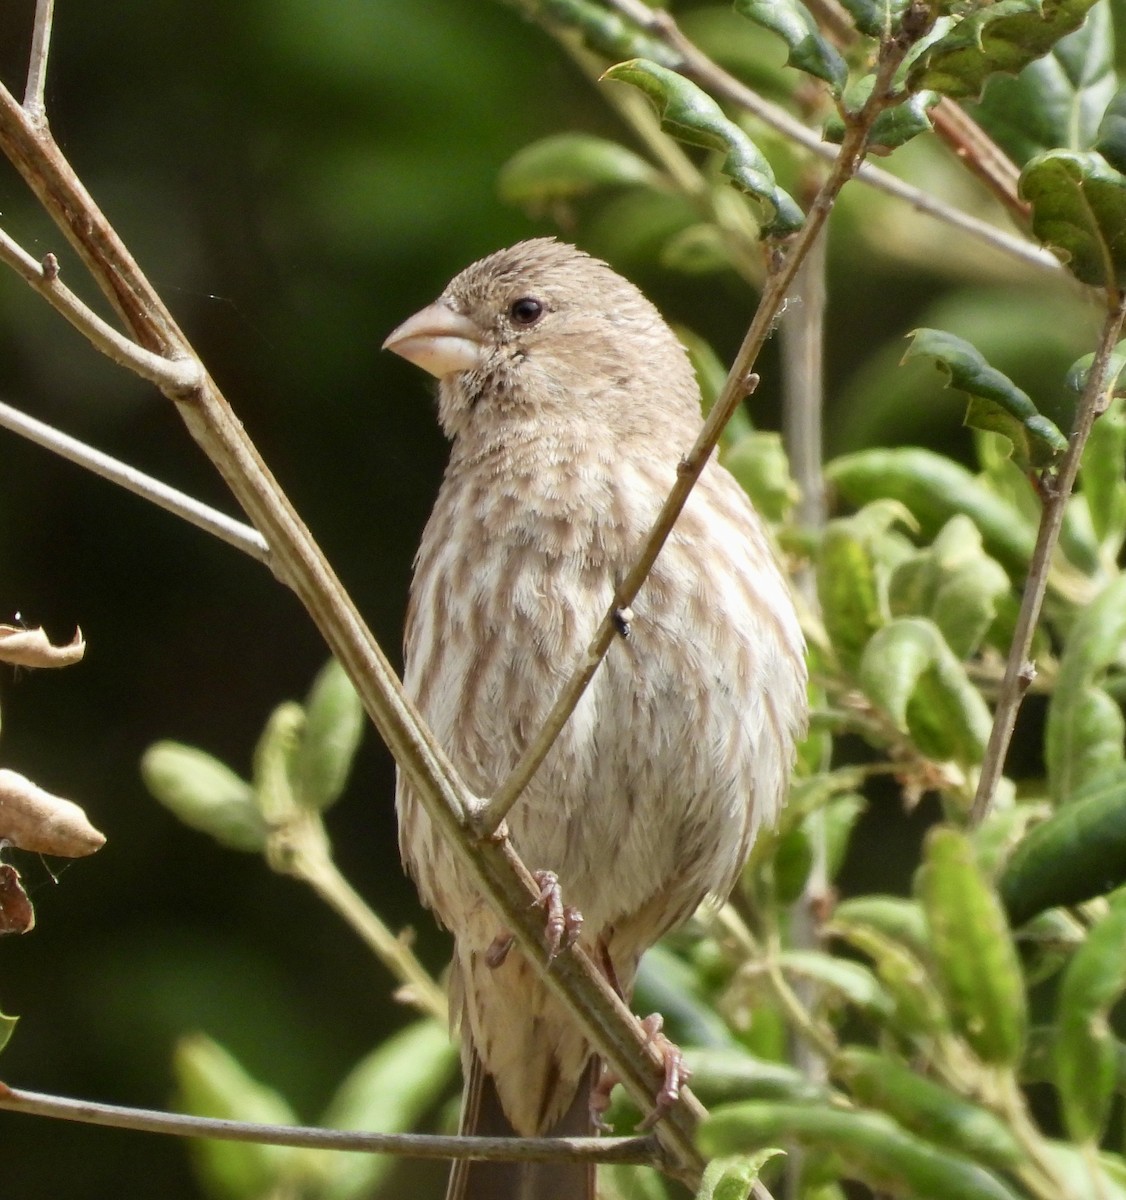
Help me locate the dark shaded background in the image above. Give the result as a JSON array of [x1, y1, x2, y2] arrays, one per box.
[[0, 3, 1104, 1197]]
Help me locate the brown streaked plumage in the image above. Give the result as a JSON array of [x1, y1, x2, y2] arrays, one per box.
[[385, 239, 807, 1200]]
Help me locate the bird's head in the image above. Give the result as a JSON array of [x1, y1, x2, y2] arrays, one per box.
[[383, 238, 699, 443]]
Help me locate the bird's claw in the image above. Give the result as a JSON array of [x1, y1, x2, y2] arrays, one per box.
[[637, 1013, 691, 1129], [532, 869, 582, 963], [484, 932, 515, 969]]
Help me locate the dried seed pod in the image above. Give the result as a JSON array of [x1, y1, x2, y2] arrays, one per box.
[[0, 769, 105, 856], [0, 625, 85, 669], [0, 864, 34, 934]]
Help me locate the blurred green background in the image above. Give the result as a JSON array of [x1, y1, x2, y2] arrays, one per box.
[[0, 2, 1104, 1197]]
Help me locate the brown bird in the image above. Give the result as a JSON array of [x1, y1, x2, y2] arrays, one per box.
[[385, 239, 807, 1200]]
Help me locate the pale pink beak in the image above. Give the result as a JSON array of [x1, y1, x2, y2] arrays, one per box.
[[382, 301, 486, 378]]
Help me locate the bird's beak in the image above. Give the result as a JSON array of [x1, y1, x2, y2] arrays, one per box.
[[382, 301, 486, 379]]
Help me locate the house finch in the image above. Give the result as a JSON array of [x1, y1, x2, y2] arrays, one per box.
[[385, 239, 806, 1200]]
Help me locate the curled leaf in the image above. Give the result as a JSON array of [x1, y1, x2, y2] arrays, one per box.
[[602, 59, 803, 234], [1020, 149, 1126, 287], [733, 0, 847, 92], [0, 864, 34, 935], [0, 624, 85, 669], [908, 0, 1102, 101], [904, 329, 1067, 470], [0, 768, 105, 857]]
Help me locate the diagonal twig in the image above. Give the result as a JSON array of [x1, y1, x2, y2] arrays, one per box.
[[970, 288, 1126, 826], [23, 0, 54, 125]]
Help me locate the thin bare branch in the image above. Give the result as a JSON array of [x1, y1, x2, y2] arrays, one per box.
[[0, 398, 269, 563], [0, 1084, 656, 1166], [23, 0, 54, 125], [970, 288, 1126, 826], [0, 228, 202, 394]]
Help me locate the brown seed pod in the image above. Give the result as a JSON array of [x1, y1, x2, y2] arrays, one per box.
[[0, 624, 85, 669], [0, 769, 105, 857]]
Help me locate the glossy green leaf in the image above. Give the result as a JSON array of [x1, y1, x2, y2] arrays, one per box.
[[834, 1047, 1023, 1170], [601, 60, 803, 234], [537, 0, 680, 67], [141, 742, 266, 853], [174, 1034, 302, 1200], [636, 944, 743, 1051], [697, 1151, 786, 1200], [319, 1020, 457, 1200], [733, 0, 847, 91], [773, 826, 814, 903], [498, 133, 662, 208], [1021, 149, 1126, 286], [1055, 890, 1126, 1142], [1045, 573, 1126, 802], [916, 827, 1027, 1064], [969, 1, 1116, 164], [858, 617, 993, 764], [821, 792, 867, 880], [825, 76, 939, 150], [296, 659, 364, 812], [908, 0, 1102, 101], [1096, 87, 1126, 174], [903, 328, 1068, 470], [700, 1103, 1024, 1200], [835, 0, 909, 38], [826, 448, 1037, 576], [1000, 770, 1126, 925]]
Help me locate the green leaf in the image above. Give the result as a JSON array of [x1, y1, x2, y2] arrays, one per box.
[[252, 701, 305, 826], [1055, 889, 1126, 1142], [826, 448, 1037, 576], [1081, 395, 1126, 551], [319, 1020, 458, 1200], [916, 827, 1027, 1064], [1000, 770, 1126, 924], [1045, 573, 1126, 802], [828, 920, 951, 1038], [969, 1, 1116, 164], [1096, 87, 1126, 174], [174, 1034, 303, 1200], [816, 502, 913, 670], [699, 1103, 1024, 1200], [296, 659, 364, 812], [498, 133, 662, 208], [831, 894, 930, 955], [635, 944, 743, 1051], [825, 75, 939, 150], [858, 618, 993, 765], [732, 0, 847, 92], [834, 1047, 1023, 1170], [684, 1048, 828, 1109], [835, 0, 909, 38], [903, 329, 1068, 470], [697, 1151, 786, 1200], [908, 0, 1102, 101], [778, 949, 894, 1018], [141, 742, 266, 853], [1020, 149, 1126, 286], [601, 59, 804, 234], [722, 430, 799, 522], [537, 0, 680, 67], [0, 1011, 17, 1055]]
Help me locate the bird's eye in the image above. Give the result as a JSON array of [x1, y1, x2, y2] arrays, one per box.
[[509, 297, 544, 326]]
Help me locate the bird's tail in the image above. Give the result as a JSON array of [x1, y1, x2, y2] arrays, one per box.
[[445, 1048, 597, 1200]]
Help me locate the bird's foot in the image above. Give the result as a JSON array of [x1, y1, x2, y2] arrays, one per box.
[[531, 869, 583, 963], [637, 1013, 690, 1129], [589, 1063, 617, 1133]]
